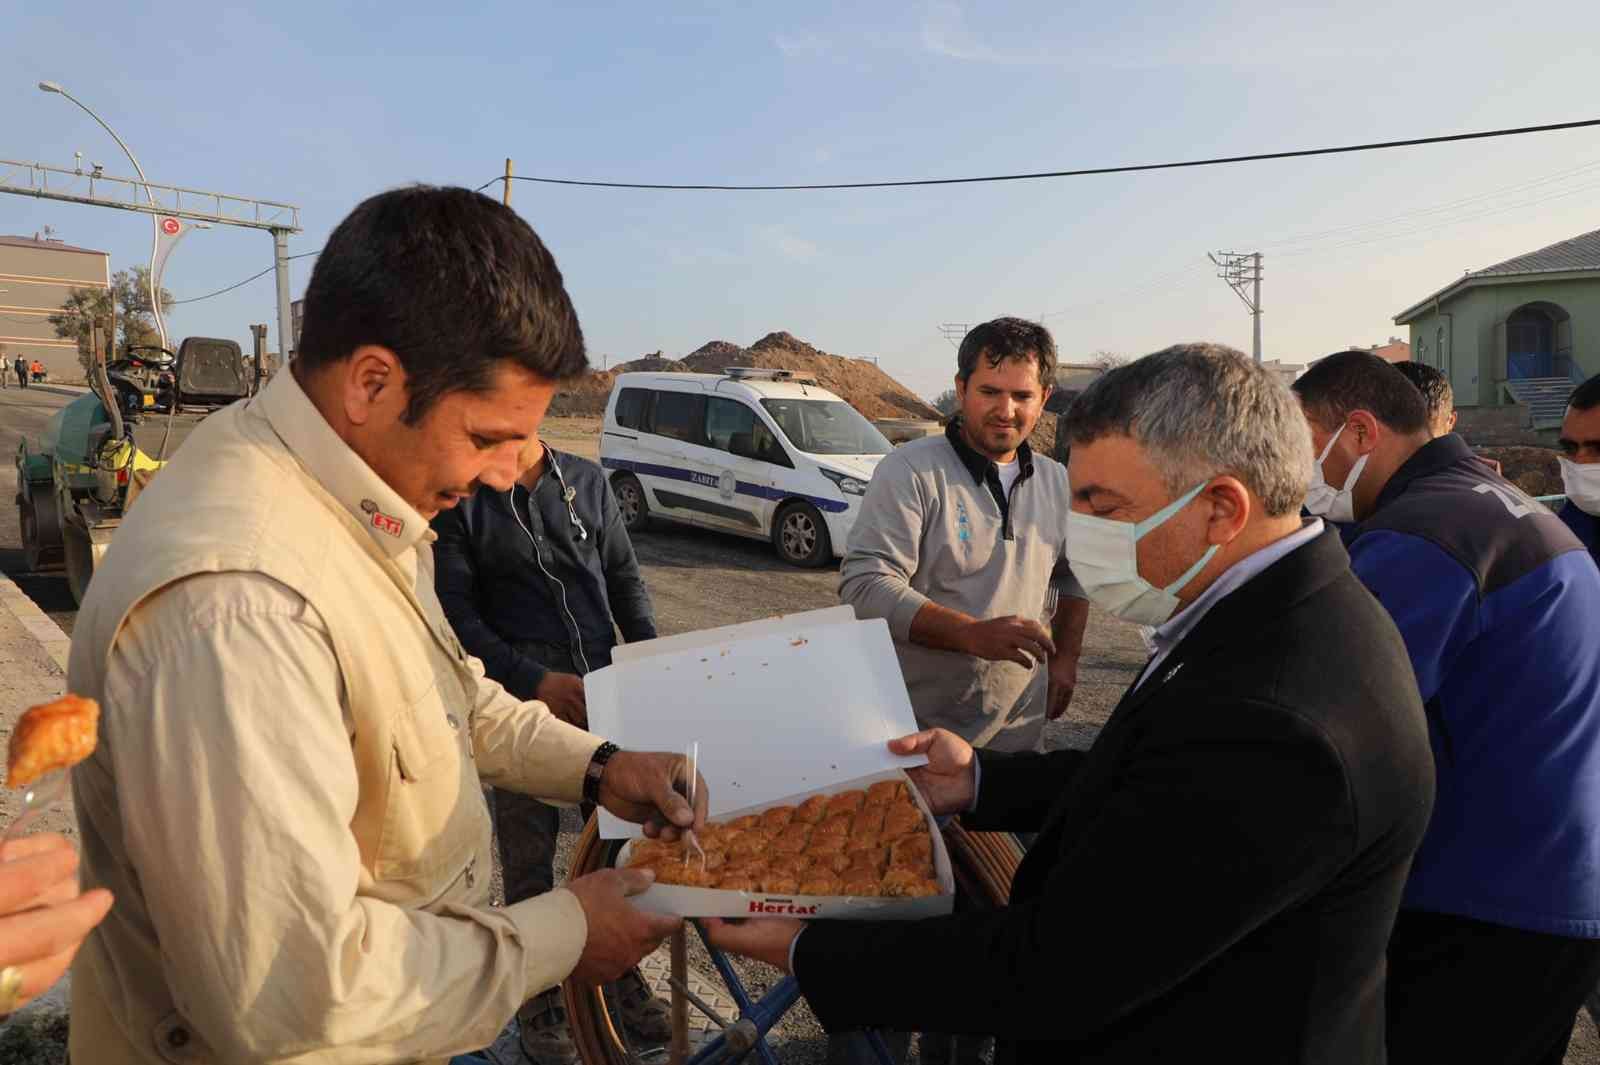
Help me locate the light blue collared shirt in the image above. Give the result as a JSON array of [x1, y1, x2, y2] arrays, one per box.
[[1135, 519, 1325, 691]]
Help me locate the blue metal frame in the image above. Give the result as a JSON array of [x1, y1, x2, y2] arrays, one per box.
[[683, 921, 895, 1065]]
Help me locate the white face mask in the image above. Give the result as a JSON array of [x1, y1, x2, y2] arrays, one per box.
[[1560, 457, 1600, 517], [1067, 481, 1220, 627], [1304, 423, 1370, 524]]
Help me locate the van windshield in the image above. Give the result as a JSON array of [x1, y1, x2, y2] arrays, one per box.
[[760, 399, 892, 456]]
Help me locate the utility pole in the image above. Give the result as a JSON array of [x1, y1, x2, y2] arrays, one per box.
[[1208, 251, 1264, 363], [938, 323, 970, 349], [250, 323, 268, 387], [503, 158, 513, 207]]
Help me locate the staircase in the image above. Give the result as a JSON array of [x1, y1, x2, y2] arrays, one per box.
[[1502, 377, 1575, 430]]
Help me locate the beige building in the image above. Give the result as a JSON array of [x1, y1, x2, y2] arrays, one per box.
[[1258, 358, 1305, 387], [0, 233, 110, 380]]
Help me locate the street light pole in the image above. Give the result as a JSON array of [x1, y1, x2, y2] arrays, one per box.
[[38, 80, 168, 351]]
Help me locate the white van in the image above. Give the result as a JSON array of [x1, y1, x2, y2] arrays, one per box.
[[599, 368, 893, 567]]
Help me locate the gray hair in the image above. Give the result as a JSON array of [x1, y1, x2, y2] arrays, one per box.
[[1066, 343, 1312, 517]]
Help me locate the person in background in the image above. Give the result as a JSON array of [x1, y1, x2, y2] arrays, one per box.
[[1558, 373, 1600, 567], [433, 436, 668, 1064], [13, 355, 27, 389], [709, 344, 1434, 1065], [1293, 351, 1600, 1065], [840, 317, 1089, 754], [1391, 361, 1456, 437], [29, 360, 43, 383], [0, 835, 112, 1017], [1391, 360, 1502, 475]]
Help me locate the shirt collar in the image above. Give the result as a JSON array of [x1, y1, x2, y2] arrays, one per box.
[[943, 417, 1035, 488], [255, 370, 435, 559], [1146, 518, 1326, 664]]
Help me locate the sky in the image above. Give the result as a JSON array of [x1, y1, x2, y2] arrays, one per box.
[[4, 0, 1600, 400]]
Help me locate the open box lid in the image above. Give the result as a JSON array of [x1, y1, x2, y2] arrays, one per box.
[[587, 607, 926, 838]]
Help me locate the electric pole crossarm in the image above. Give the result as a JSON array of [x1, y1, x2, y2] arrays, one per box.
[[0, 159, 302, 233], [1207, 250, 1264, 363]]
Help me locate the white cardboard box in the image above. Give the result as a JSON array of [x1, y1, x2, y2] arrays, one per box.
[[585, 608, 951, 919]]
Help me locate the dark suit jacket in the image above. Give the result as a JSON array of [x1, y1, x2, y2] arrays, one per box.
[[796, 528, 1435, 1064]]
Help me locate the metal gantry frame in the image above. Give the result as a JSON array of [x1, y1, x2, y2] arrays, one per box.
[[0, 157, 303, 363]]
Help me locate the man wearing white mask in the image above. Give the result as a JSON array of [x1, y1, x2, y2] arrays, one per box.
[[708, 344, 1435, 1065], [1559, 373, 1600, 567], [1293, 350, 1600, 1065]]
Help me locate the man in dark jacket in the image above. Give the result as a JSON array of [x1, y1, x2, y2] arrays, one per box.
[[1294, 351, 1600, 1065], [1559, 373, 1600, 567], [709, 344, 1436, 1064], [433, 441, 665, 1064]]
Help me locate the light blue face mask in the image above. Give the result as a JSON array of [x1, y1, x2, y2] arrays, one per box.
[[1065, 481, 1220, 627]]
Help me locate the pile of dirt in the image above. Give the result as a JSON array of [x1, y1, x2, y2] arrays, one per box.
[[681, 332, 940, 421], [681, 340, 754, 368], [548, 369, 619, 417], [1480, 445, 1563, 496], [547, 331, 941, 423], [612, 352, 683, 373], [1027, 417, 1057, 460]]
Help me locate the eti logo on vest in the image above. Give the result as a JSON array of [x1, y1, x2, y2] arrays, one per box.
[[359, 498, 405, 537]]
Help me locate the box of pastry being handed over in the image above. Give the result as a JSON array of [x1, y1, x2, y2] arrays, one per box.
[[585, 606, 954, 919]]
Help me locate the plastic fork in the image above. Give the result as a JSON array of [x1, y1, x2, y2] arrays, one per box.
[[2, 770, 67, 847], [682, 741, 706, 871]]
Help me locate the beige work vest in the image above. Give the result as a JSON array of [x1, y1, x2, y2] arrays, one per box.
[[67, 393, 499, 1064]]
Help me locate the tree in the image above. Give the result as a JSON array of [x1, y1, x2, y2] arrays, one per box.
[[49, 267, 174, 377], [932, 388, 960, 416]]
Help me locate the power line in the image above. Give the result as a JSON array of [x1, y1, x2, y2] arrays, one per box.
[[1255, 157, 1600, 250], [171, 250, 320, 305], [1037, 152, 1600, 321], [482, 117, 1600, 193]]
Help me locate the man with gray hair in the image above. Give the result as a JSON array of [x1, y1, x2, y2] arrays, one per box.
[[708, 343, 1435, 1065]]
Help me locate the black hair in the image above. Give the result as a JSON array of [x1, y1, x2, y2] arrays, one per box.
[[1390, 361, 1453, 422], [1570, 373, 1600, 412], [956, 318, 1058, 390], [1291, 351, 1429, 435], [295, 185, 588, 423]]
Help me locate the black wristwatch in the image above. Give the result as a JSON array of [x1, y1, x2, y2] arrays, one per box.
[[583, 741, 621, 804]]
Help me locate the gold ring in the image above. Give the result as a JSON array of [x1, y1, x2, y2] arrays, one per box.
[[0, 965, 23, 1014]]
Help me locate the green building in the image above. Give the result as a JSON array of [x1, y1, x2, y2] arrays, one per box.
[[1395, 227, 1600, 429]]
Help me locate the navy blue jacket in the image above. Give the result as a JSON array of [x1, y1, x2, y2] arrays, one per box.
[[1560, 501, 1600, 569], [431, 449, 657, 700], [1349, 434, 1600, 938]]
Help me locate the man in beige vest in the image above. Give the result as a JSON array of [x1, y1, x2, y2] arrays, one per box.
[[67, 185, 702, 1064]]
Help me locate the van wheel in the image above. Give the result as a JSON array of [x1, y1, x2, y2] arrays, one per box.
[[772, 501, 831, 568], [612, 473, 650, 533]]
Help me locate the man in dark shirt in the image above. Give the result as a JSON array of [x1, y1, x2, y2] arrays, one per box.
[[433, 440, 665, 1064]]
